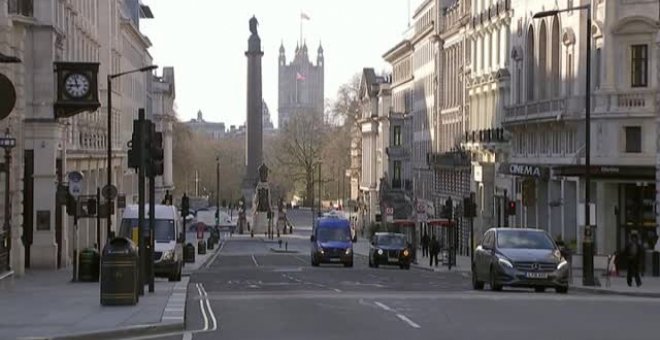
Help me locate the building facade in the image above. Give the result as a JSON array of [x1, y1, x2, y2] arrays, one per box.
[[278, 42, 324, 127], [503, 0, 659, 256], [186, 110, 226, 140], [0, 0, 165, 275], [152, 67, 176, 200]]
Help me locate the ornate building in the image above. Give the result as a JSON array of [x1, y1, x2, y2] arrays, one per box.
[[278, 41, 324, 127]]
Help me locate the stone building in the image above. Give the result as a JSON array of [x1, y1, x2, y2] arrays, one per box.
[[186, 110, 226, 140], [278, 41, 324, 127], [0, 0, 170, 276], [151, 67, 176, 200]]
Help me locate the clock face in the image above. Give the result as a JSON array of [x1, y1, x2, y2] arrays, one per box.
[[64, 73, 91, 98]]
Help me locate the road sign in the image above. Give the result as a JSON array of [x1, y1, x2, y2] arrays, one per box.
[[102, 184, 118, 200], [385, 207, 394, 223], [67, 171, 84, 197]]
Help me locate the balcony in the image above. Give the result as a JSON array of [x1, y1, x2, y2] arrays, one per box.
[[471, 0, 510, 28], [386, 145, 410, 159], [8, 0, 33, 16], [464, 128, 506, 144], [505, 97, 571, 122], [429, 151, 471, 170], [593, 89, 656, 115]]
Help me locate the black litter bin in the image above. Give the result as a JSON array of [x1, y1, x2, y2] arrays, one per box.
[[79, 247, 100, 282], [184, 243, 196, 263], [100, 237, 139, 306], [198, 240, 207, 255], [207, 236, 214, 250]]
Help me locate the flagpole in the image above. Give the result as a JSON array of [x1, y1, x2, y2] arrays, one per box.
[[299, 11, 303, 48]]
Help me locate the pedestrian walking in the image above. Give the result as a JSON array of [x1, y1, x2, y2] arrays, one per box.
[[624, 233, 643, 287], [429, 235, 440, 267], [421, 232, 430, 258]]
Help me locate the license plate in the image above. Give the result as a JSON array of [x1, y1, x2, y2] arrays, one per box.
[[525, 272, 548, 279]]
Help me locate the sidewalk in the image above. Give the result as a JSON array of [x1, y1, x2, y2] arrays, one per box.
[[571, 273, 660, 298], [0, 238, 221, 340], [352, 239, 471, 273]]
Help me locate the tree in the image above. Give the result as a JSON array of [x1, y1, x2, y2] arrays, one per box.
[[331, 73, 361, 128], [273, 110, 326, 207]]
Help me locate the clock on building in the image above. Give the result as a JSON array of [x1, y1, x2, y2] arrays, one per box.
[[54, 62, 101, 119]]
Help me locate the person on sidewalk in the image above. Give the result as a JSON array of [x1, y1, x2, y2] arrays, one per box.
[[429, 235, 440, 267], [624, 233, 643, 287], [421, 232, 430, 258]]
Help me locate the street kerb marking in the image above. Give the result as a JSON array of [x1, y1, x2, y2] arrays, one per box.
[[374, 301, 393, 312], [251, 254, 259, 267], [200, 283, 218, 331], [203, 241, 225, 269], [196, 283, 209, 331]]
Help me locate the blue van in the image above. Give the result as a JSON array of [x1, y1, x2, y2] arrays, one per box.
[[310, 216, 355, 267]]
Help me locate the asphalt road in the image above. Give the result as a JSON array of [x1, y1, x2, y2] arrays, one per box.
[[133, 209, 660, 340]]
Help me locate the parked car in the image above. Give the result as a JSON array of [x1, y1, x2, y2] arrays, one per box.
[[368, 232, 411, 269], [472, 228, 569, 293]]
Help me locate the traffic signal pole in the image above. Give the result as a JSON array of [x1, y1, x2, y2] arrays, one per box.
[[137, 109, 146, 296]]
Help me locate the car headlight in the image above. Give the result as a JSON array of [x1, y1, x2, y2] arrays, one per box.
[[557, 260, 568, 270], [345, 248, 352, 255], [162, 250, 174, 261], [402, 249, 410, 257], [377, 249, 384, 255], [498, 258, 514, 268], [319, 248, 324, 254]]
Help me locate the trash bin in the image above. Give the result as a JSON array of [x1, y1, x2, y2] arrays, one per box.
[[184, 243, 196, 263], [198, 240, 207, 255], [78, 247, 100, 282], [100, 237, 139, 306], [207, 236, 214, 250]]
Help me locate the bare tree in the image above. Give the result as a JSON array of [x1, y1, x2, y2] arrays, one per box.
[[273, 110, 326, 207]]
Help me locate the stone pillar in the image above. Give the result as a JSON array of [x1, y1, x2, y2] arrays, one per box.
[[243, 16, 264, 204]]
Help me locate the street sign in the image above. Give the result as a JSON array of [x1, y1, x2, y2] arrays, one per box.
[[67, 171, 84, 197], [385, 207, 394, 223], [102, 184, 118, 200]]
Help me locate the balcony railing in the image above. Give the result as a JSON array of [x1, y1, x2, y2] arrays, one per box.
[[471, 0, 510, 28], [464, 128, 506, 144], [386, 146, 410, 159], [505, 97, 567, 120], [8, 0, 33, 16], [593, 89, 655, 114]]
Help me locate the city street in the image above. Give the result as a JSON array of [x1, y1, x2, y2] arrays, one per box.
[[126, 210, 660, 340]]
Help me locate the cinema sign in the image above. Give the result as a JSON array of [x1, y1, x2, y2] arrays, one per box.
[[499, 163, 550, 179]]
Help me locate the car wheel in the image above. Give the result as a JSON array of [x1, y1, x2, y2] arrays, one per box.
[[404, 263, 411, 270], [534, 287, 545, 293], [311, 256, 319, 267], [344, 262, 353, 268], [490, 267, 502, 291], [373, 260, 379, 268], [368, 257, 373, 268], [472, 266, 484, 290], [555, 286, 568, 294]]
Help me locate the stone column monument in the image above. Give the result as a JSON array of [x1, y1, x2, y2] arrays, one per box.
[[242, 16, 264, 204]]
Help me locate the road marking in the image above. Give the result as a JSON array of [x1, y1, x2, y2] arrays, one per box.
[[333, 288, 342, 293], [203, 241, 225, 269], [251, 254, 259, 267], [396, 313, 421, 328], [182, 332, 193, 340], [200, 284, 218, 331], [374, 301, 393, 312], [292, 255, 308, 264], [196, 284, 209, 331]]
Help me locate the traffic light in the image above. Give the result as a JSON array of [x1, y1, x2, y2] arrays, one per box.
[[506, 200, 516, 216], [127, 119, 143, 169], [181, 194, 190, 218], [87, 198, 97, 216], [145, 121, 164, 177], [463, 196, 477, 218], [66, 193, 77, 216], [443, 197, 453, 219]]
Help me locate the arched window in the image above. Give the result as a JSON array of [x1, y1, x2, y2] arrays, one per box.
[[526, 25, 535, 101], [539, 21, 548, 99], [551, 16, 561, 97]]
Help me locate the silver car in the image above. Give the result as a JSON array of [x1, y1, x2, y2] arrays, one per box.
[[472, 228, 569, 293]]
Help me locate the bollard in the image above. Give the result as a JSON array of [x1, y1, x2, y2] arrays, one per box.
[[285, 242, 288, 251], [198, 240, 207, 255], [278, 239, 282, 248]]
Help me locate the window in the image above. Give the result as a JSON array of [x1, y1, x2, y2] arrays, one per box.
[[625, 126, 642, 153], [8, 0, 33, 16], [595, 48, 601, 89], [393, 125, 402, 146], [393, 161, 402, 188], [631, 45, 648, 87]]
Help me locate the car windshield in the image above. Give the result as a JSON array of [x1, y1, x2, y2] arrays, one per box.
[[119, 219, 176, 242], [317, 227, 351, 242], [497, 230, 555, 250], [377, 235, 406, 246]]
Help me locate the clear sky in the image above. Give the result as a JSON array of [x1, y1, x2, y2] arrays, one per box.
[[140, 0, 418, 128]]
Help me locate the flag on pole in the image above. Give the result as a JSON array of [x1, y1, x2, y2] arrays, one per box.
[[301, 12, 310, 20], [296, 72, 306, 81]]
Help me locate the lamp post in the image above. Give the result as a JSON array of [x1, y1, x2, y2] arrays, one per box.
[[317, 161, 322, 217], [106, 65, 157, 241], [0, 129, 16, 271], [533, 5, 594, 286], [216, 156, 220, 220]]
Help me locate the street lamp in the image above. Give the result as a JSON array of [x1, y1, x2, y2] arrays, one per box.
[[533, 4, 594, 286], [0, 129, 16, 271], [106, 65, 157, 241], [216, 156, 220, 221]]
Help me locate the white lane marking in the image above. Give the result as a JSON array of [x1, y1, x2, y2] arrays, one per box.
[[333, 288, 342, 293], [396, 314, 421, 329], [374, 301, 393, 312], [196, 283, 209, 331], [251, 254, 259, 267], [203, 241, 225, 269], [200, 284, 218, 331], [292, 255, 308, 264]]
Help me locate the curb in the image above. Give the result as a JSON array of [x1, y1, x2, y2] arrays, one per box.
[[45, 277, 190, 340], [183, 240, 224, 276], [571, 285, 660, 298], [269, 248, 300, 254]]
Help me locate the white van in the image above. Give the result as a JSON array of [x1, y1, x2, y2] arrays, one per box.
[[119, 204, 183, 281]]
